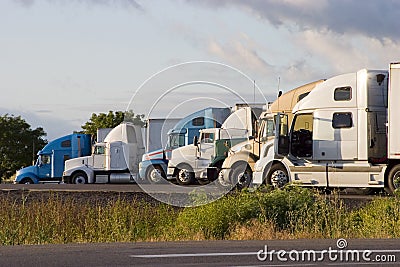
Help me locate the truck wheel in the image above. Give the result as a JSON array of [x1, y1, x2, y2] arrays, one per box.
[[20, 178, 34, 184], [146, 165, 165, 184], [217, 170, 232, 189], [176, 165, 195, 185], [386, 165, 400, 195], [72, 172, 87, 184], [230, 162, 252, 190], [266, 164, 289, 189]]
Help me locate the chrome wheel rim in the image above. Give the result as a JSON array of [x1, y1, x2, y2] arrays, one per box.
[[178, 169, 190, 183], [271, 170, 288, 188], [149, 168, 163, 183]]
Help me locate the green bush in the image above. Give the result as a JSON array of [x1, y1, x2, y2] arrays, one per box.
[[348, 197, 400, 238], [173, 187, 315, 239]]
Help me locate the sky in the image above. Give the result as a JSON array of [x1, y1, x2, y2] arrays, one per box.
[[1, 0, 399, 140]]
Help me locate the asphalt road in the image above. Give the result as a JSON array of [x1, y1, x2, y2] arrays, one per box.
[[1, 239, 400, 266]]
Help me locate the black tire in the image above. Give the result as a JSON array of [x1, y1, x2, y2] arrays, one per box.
[[146, 165, 166, 184], [176, 165, 195, 185], [266, 163, 289, 189], [230, 162, 252, 190], [72, 172, 87, 184], [386, 165, 400, 195], [198, 179, 210, 185], [20, 178, 34, 184]]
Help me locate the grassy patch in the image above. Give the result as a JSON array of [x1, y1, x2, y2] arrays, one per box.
[[0, 193, 177, 245], [0, 188, 400, 245]]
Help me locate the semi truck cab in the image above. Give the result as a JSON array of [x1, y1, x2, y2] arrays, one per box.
[[252, 67, 400, 195], [167, 127, 249, 185], [15, 133, 91, 184]]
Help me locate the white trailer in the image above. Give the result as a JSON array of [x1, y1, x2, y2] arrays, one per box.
[[63, 122, 145, 184], [144, 118, 181, 152], [253, 63, 400, 194]]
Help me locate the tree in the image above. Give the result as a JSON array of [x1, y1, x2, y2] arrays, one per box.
[[124, 110, 145, 127], [81, 110, 145, 136], [0, 114, 47, 182]]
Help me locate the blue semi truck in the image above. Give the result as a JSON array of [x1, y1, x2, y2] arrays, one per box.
[[14, 133, 92, 184], [138, 107, 231, 183]]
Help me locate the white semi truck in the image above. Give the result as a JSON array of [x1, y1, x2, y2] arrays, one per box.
[[167, 106, 261, 185], [63, 122, 145, 184], [253, 63, 400, 194], [218, 80, 324, 189]]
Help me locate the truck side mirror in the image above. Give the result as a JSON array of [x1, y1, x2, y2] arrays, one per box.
[[193, 136, 198, 146]]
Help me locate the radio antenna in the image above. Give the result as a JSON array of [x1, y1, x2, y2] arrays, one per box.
[[253, 80, 256, 104]]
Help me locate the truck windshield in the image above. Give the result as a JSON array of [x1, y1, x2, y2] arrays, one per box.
[[166, 134, 185, 149]]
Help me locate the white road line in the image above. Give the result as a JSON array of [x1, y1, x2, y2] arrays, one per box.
[[130, 252, 258, 258], [130, 249, 400, 259]]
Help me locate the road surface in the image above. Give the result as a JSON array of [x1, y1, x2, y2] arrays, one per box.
[[1, 239, 399, 266]]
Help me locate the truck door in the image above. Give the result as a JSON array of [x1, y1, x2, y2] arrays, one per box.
[[286, 113, 328, 187], [92, 145, 106, 169], [195, 131, 215, 170], [274, 113, 289, 157], [37, 154, 51, 179]]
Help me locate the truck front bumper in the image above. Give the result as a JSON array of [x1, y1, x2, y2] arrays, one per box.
[[252, 171, 263, 185], [62, 175, 72, 184], [167, 167, 176, 180]]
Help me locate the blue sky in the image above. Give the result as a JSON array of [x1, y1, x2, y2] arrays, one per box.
[[1, 0, 399, 139]]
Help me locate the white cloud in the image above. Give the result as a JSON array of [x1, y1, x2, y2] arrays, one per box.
[[15, 0, 143, 9], [207, 36, 274, 75], [294, 29, 400, 74]]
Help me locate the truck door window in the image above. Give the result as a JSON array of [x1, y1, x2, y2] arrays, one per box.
[[291, 113, 313, 157], [94, 146, 105, 155], [260, 119, 275, 140], [275, 114, 288, 136], [266, 119, 275, 137], [40, 155, 51, 165], [167, 134, 185, 149], [201, 133, 214, 143]]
